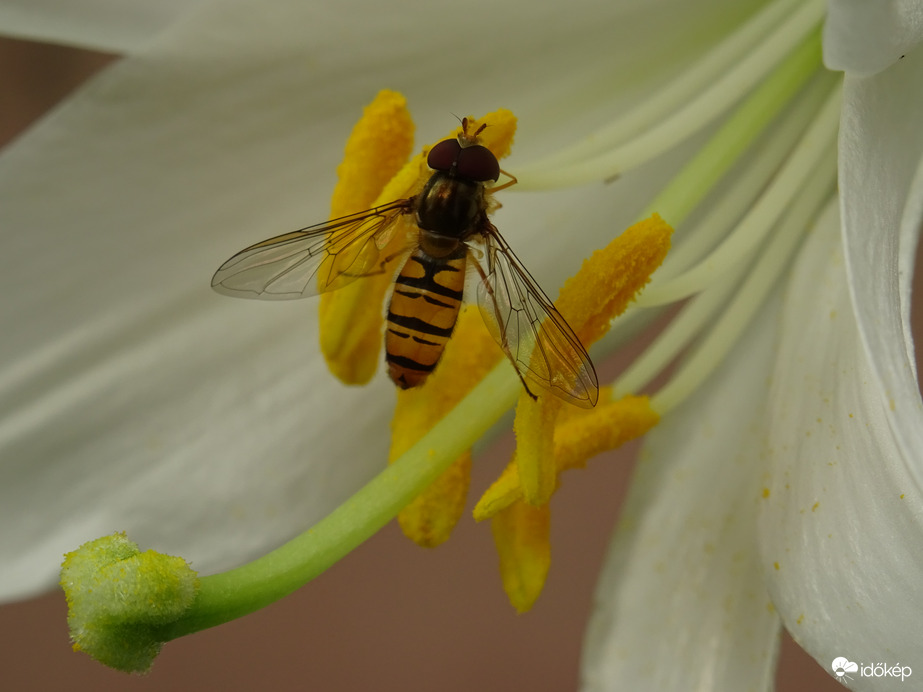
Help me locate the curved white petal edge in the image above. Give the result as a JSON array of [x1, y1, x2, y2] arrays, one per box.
[[0, 0, 745, 601], [581, 291, 782, 691], [0, 0, 199, 53], [760, 205, 923, 687], [762, 35, 923, 688], [823, 0, 923, 76], [839, 35, 923, 496]]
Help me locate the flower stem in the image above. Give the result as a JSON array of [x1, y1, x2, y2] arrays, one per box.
[[157, 365, 522, 638]]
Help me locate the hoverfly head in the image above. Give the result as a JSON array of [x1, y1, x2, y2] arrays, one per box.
[[427, 136, 500, 183]]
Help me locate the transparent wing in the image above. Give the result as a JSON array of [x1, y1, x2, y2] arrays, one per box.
[[470, 224, 599, 408], [211, 199, 414, 300]]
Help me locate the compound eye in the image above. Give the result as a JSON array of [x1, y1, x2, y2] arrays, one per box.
[[427, 139, 461, 172], [456, 144, 500, 182]]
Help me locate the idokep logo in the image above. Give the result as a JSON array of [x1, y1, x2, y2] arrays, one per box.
[[832, 657, 912, 685], [832, 658, 859, 684]]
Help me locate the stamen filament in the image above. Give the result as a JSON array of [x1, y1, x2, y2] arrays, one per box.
[[638, 80, 842, 307], [516, 0, 805, 172], [614, 77, 835, 396], [591, 33, 826, 358], [635, 26, 824, 227], [515, 0, 827, 190], [651, 141, 839, 414], [655, 74, 835, 282], [613, 266, 744, 398]]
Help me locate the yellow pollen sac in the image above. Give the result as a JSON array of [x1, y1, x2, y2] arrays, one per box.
[[459, 109, 517, 161], [331, 90, 415, 218], [514, 214, 673, 507], [474, 391, 659, 521], [513, 395, 562, 505], [319, 90, 415, 384], [390, 308, 500, 546], [491, 500, 550, 613], [395, 453, 473, 548], [560, 213, 674, 347]]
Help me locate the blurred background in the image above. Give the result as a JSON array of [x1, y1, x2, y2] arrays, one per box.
[[0, 36, 862, 691]]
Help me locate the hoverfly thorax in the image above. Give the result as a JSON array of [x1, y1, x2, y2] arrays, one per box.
[[415, 172, 484, 242], [415, 136, 500, 243]]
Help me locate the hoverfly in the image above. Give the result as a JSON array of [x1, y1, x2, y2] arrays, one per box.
[[212, 120, 598, 407]]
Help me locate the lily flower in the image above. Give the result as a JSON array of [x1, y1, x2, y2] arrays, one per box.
[[1, 0, 921, 688]]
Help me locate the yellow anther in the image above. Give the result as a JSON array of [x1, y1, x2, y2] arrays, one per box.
[[514, 395, 563, 506], [554, 393, 659, 471], [459, 109, 517, 161], [396, 454, 472, 548], [330, 90, 416, 219], [514, 214, 673, 506], [474, 392, 659, 520], [491, 500, 550, 613], [560, 213, 674, 346], [319, 90, 416, 384], [390, 308, 501, 546]]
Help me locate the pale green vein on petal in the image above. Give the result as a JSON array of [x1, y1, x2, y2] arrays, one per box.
[[614, 77, 838, 399]]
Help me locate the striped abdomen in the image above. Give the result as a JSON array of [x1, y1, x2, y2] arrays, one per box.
[[385, 245, 467, 389]]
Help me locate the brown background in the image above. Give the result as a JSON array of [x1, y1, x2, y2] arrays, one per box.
[[0, 37, 891, 691]]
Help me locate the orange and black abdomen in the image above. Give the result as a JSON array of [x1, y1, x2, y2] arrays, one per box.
[[386, 246, 467, 389]]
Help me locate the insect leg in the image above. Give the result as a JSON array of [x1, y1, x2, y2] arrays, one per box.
[[490, 169, 518, 193]]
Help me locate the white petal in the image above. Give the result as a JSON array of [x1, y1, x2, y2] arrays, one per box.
[[763, 37, 923, 684], [582, 292, 782, 691], [0, 0, 198, 53], [823, 0, 923, 75], [0, 0, 776, 600], [839, 43, 923, 491], [760, 203, 923, 690]]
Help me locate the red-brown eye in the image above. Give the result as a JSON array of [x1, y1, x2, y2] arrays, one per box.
[[427, 139, 461, 172], [456, 144, 500, 182]]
